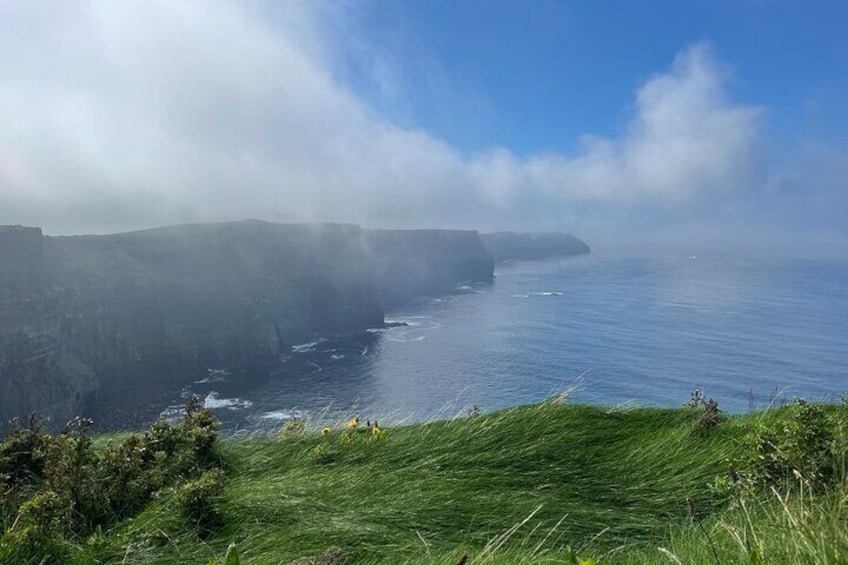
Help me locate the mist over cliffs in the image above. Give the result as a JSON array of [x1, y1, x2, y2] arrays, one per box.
[[0, 221, 495, 429], [480, 232, 590, 262]]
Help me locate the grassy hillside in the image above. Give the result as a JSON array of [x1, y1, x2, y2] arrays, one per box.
[[3, 397, 847, 564]]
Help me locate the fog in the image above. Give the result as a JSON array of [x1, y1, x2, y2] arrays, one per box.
[[0, 1, 845, 258]]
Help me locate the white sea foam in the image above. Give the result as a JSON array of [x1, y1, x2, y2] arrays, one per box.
[[194, 377, 220, 384], [203, 392, 253, 410], [258, 410, 303, 421], [455, 284, 482, 294], [159, 405, 184, 421], [387, 316, 441, 330], [291, 338, 326, 353], [387, 334, 427, 343], [330, 354, 344, 360], [195, 370, 228, 384], [532, 291, 562, 297]]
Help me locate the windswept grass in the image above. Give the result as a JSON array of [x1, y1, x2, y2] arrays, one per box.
[[91, 402, 745, 564], [4, 398, 847, 564]]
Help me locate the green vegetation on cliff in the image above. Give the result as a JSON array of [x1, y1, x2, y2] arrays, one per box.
[[2, 395, 847, 564]]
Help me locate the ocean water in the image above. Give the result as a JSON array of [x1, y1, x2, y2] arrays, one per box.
[[165, 254, 848, 430]]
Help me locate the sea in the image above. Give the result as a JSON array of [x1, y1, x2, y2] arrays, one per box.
[[159, 253, 848, 431]]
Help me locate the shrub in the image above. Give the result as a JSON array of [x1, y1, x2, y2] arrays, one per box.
[[0, 490, 69, 565], [0, 414, 52, 488], [686, 389, 722, 437], [178, 468, 225, 534], [0, 396, 224, 560], [716, 398, 847, 499]]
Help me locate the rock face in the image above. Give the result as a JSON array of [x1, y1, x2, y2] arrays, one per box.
[[480, 232, 590, 262], [363, 229, 494, 307], [0, 221, 494, 428]]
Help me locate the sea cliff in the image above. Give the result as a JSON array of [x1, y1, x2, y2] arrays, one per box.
[[481, 231, 590, 261], [0, 221, 494, 428]]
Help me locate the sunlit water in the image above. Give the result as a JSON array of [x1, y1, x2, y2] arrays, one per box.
[[160, 254, 848, 430]]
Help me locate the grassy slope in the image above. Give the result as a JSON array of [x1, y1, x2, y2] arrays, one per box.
[[94, 402, 762, 564]]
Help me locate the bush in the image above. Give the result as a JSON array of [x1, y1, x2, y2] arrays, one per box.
[[716, 398, 847, 499], [0, 490, 69, 565], [686, 389, 721, 436], [178, 468, 225, 534], [0, 396, 224, 560], [0, 414, 52, 489]]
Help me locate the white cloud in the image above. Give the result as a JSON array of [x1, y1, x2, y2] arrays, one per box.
[[472, 43, 762, 205], [0, 2, 766, 236]]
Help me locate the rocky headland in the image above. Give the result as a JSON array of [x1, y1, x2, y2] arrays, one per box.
[[0, 221, 494, 428], [481, 231, 590, 262]]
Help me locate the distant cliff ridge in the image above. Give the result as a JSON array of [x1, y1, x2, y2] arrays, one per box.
[[480, 232, 591, 262], [363, 229, 494, 307], [0, 221, 494, 428]]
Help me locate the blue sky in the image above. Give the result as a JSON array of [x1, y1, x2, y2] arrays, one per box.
[[333, 0, 847, 154], [0, 1, 846, 256]]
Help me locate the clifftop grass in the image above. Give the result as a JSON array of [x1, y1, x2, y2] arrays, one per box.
[[3, 398, 848, 564]]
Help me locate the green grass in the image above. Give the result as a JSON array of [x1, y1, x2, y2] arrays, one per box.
[[83, 403, 743, 563], [16, 401, 848, 564]]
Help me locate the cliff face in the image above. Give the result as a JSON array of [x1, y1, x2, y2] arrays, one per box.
[[363, 229, 494, 307], [480, 232, 590, 262], [0, 226, 87, 427], [0, 221, 493, 428]]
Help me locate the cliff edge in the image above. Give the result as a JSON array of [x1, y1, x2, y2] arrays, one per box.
[[480, 231, 590, 262]]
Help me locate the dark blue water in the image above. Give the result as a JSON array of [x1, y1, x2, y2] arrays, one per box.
[[166, 254, 848, 429]]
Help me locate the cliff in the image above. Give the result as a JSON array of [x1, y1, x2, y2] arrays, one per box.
[[363, 229, 494, 307], [0, 221, 494, 429], [480, 231, 590, 262]]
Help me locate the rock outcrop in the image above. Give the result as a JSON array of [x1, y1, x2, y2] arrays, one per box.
[[0, 221, 494, 428], [481, 231, 590, 262]]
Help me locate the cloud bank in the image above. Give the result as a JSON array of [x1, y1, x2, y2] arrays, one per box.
[[0, 0, 841, 257]]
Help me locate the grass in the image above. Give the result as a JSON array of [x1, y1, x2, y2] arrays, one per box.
[[8, 399, 848, 564], [89, 402, 742, 563]]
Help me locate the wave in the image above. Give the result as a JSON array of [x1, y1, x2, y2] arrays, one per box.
[[258, 409, 303, 421], [203, 392, 253, 410], [387, 334, 427, 343], [291, 338, 326, 353], [455, 284, 482, 294], [194, 376, 223, 384], [193, 368, 230, 384]]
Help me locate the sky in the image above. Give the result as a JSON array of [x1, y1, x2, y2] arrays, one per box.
[[0, 0, 846, 257]]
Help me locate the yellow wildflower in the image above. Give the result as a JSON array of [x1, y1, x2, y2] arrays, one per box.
[[347, 417, 359, 428], [321, 427, 331, 436]]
